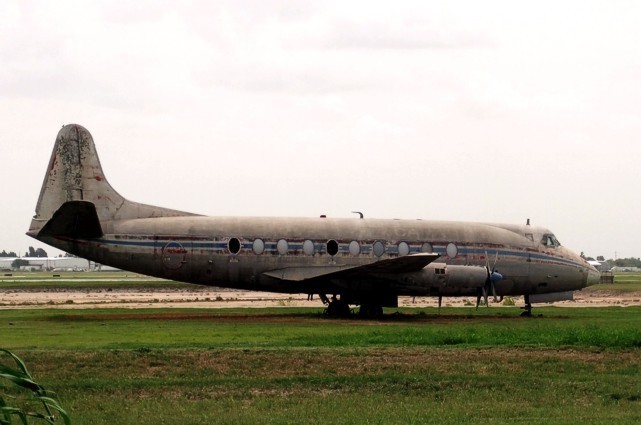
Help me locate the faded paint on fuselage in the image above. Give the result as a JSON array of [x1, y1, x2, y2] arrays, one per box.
[[28, 124, 600, 309], [87, 217, 588, 293]]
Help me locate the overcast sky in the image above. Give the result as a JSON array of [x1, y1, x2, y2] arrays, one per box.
[[1, 0, 640, 259]]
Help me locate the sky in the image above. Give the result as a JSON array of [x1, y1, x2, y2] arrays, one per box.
[[1, 0, 640, 260]]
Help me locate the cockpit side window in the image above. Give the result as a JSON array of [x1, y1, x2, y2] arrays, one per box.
[[541, 234, 561, 248]]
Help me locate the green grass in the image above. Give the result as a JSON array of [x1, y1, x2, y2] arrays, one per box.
[[0, 271, 188, 290], [16, 347, 641, 424], [2, 272, 641, 423], [0, 349, 70, 425], [3, 307, 641, 350], [583, 272, 641, 292], [2, 307, 641, 424]]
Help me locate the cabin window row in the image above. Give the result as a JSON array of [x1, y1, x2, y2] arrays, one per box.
[[226, 238, 459, 259]]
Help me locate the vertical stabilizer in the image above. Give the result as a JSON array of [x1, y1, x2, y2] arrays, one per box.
[[28, 124, 195, 238]]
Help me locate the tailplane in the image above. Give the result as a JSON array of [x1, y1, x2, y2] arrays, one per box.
[[28, 124, 196, 240]]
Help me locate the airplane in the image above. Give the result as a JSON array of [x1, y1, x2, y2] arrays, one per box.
[[27, 124, 600, 317]]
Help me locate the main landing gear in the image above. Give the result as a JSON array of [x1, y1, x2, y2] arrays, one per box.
[[319, 294, 384, 318], [320, 294, 351, 317]]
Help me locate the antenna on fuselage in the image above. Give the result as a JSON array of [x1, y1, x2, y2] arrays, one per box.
[[526, 218, 530, 226], [352, 211, 364, 219]]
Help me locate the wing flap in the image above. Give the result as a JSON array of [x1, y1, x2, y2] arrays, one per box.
[[263, 253, 440, 282], [263, 265, 354, 282], [352, 253, 440, 274]]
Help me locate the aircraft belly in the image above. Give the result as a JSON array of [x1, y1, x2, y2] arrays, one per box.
[[527, 262, 587, 294]]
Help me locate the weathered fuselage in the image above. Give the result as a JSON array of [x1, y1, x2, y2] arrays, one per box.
[[35, 215, 596, 298], [28, 124, 599, 309]]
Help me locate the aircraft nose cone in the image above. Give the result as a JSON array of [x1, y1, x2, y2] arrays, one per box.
[[586, 267, 600, 286]]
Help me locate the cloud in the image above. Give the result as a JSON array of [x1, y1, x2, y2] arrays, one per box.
[[1, 0, 641, 258]]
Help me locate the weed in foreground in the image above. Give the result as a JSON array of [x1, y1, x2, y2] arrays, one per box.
[[0, 349, 70, 425]]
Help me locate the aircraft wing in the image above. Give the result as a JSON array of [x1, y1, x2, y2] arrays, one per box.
[[262, 253, 439, 282]]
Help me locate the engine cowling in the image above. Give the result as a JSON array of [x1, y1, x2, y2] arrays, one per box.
[[397, 263, 489, 292]]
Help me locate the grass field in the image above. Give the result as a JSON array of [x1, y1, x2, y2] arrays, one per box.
[[590, 273, 641, 292], [0, 271, 189, 290], [2, 306, 641, 424], [2, 272, 641, 424]]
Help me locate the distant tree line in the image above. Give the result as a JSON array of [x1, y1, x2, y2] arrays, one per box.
[[24, 246, 48, 258], [608, 257, 641, 268], [11, 258, 29, 269], [1, 247, 78, 259]]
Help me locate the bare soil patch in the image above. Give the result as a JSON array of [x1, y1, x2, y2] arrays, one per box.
[[1, 284, 640, 310]]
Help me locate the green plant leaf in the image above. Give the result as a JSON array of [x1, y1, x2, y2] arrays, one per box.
[[0, 350, 69, 424]]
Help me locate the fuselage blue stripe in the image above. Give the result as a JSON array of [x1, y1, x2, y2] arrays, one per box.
[[95, 237, 585, 269]]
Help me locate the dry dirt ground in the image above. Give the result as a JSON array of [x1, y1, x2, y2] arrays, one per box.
[[1, 285, 640, 310]]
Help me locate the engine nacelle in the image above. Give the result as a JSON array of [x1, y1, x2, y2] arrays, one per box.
[[398, 263, 488, 292]]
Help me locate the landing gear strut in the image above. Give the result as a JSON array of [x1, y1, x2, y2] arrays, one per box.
[[521, 294, 532, 317], [321, 294, 351, 317]]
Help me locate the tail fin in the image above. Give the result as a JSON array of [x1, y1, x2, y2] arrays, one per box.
[[28, 124, 195, 239]]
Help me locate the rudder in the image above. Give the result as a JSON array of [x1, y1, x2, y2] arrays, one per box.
[[29, 124, 124, 236]]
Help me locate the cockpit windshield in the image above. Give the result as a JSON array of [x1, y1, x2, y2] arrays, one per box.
[[541, 234, 561, 248]]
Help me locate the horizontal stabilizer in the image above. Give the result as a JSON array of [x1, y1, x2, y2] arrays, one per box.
[[38, 201, 103, 239], [263, 253, 440, 282]]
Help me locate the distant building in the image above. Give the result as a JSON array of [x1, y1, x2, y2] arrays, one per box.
[[610, 266, 641, 273], [0, 257, 91, 271], [588, 260, 611, 272]]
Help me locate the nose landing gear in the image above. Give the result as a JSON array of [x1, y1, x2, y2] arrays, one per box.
[[520, 294, 533, 317]]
